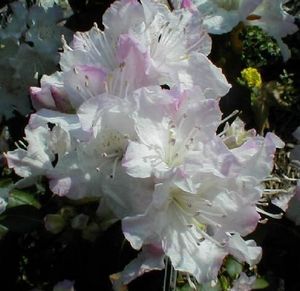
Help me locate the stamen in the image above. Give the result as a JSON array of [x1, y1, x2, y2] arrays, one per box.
[[110, 157, 119, 179], [219, 110, 239, 126], [197, 227, 225, 248], [218, 122, 230, 137], [263, 189, 289, 194], [95, 158, 111, 173], [291, 160, 300, 168], [169, 138, 176, 145], [101, 152, 119, 159], [196, 214, 222, 228], [256, 201, 269, 206], [263, 176, 281, 182], [186, 35, 207, 54], [104, 81, 109, 93], [258, 218, 268, 224], [195, 209, 226, 218], [186, 274, 197, 290], [256, 207, 283, 219], [282, 174, 298, 181]]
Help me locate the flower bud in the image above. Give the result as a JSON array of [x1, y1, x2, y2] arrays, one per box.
[[44, 214, 66, 234]]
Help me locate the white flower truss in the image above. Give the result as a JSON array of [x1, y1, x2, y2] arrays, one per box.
[[30, 0, 230, 113], [5, 0, 285, 286], [119, 87, 283, 283]]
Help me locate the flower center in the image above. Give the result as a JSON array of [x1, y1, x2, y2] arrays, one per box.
[[165, 114, 199, 168], [83, 127, 128, 179], [171, 188, 227, 247]]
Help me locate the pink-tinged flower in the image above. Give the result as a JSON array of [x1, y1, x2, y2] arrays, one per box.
[[122, 180, 230, 283], [121, 166, 263, 283], [74, 94, 154, 216], [120, 244, 165, 284], [33, 0, 230, 113], [120, 89, 282, 282], [5, 114, 74, 187], [7, 89, 154, 210], [122, 134, 274, 283], [271, 187, 296, 212], [123, 87, 222, 180], [5, 125, 63, 178], [231, 272, 256, 291], [227, 234, 262, 266], [30, 72, 72, 112], [245, 0, 299, 61], [190, 0, 262, 34], [221, 117, 256, 149]]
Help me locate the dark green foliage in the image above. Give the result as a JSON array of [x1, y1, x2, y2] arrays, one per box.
[[240, 26, 282, 67]]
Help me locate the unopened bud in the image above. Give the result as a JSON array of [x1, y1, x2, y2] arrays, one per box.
[[44, 214, 66, 234]]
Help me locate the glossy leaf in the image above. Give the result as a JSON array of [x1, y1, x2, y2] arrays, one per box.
[[8, 189, 41, 209]]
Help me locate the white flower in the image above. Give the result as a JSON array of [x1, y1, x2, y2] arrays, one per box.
[[120, 244, 165, 284], [221, 117, 256, 149], [0, 2, 71, 118], [123, 87, 222, 180], [26, 5, 72, 57], [34, 0, 229, 113], [190, 0, 298, 60], [5, 106, 91, 190], [192, 0, 262, 34], [245, 0, 299, 61], [30, 72, 72, 112], [122, 177, 257, 283], [0, 1, 28, 40], [120, 85, 282, 282], [231, 272, 256, 291], [5, 116, 72, 182], [37, 0, 58, 9], [75, 94, 154, 216], [7, 89, 153, 214], [37, 0, 70, 11], [121, 105, 282, 284]]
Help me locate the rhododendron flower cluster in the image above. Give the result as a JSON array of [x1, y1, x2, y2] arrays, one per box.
[[6, 0, 284, 285]]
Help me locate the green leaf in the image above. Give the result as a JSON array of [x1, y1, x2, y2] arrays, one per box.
[[0, 205, 42, 233], [176, 284, 195, 291], [8, 189, 41, 209], [44, 214, 66, 234], [0, 224, 8, 239], [225, 257, 243, 279], [0, 178, 12, 187], [201, 280, 222, 291], [0, 178, 12, 197], [253, 278, 269, 289]]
